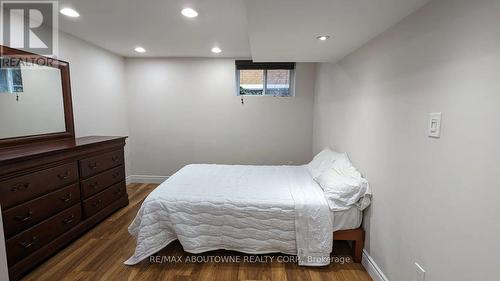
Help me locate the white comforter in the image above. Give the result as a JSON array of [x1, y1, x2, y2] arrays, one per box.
[[125, 164, 333, 266]]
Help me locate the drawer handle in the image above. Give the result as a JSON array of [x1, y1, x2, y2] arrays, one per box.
[[57, 171, 70, 180], [92, 199, 103, 207], [112, 172, 121, 178], [62, 214, 75, 225], [60, 193, 73, 203], [11, 182, 30, 192], [15, 211, 33, 222], [112, 156, 120, 162], [90, 182, 99, 189], [19, 236, 37, 249], [88, 163, 98, 170]]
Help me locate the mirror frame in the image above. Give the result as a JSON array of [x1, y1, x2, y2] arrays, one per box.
[[0, 45, 75, 148]]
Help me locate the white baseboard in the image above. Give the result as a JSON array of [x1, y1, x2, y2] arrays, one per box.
[[362, 249, 389, 281], [126, 175, 169, 184]]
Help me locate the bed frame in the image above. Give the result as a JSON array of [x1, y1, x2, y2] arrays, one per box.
[[333, 228, 365, 263]]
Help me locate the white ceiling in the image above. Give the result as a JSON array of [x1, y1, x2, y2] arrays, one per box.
[[58, 0, 251, 58], [58, 0, 430, 62], [244, 0, 431, 62]]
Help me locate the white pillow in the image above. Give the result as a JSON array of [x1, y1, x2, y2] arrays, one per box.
[[317, 154, 372, 211], [330, 153, 362, 178], [306, 148, 341, 179]]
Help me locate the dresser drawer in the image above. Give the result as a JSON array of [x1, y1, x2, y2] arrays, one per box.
[[79, 150, 124, 179], [0, 162, 78, 209], [81, 165, 124, 199], [83, 181, 125, 218], [6, 204, 82, 266], [2, 184, 80, 238]]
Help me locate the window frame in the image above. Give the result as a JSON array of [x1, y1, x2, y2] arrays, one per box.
[[235, 60, 296, 97]]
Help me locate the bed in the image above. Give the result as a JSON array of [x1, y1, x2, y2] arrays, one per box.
[[125, 164, 365, 266]]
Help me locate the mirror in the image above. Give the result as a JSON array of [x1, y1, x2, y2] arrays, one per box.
[[0, 61, 66, 138], [0, 46, 74, 147]]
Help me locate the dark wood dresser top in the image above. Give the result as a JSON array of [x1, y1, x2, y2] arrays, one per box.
[[0, 136, 126, 164]]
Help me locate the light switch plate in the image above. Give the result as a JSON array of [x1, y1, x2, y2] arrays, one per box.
[[415, 263, 426, 281], [428, 113, 442, 138]]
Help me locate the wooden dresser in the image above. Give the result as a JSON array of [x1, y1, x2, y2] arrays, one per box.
[[0, 136, 128, 280]]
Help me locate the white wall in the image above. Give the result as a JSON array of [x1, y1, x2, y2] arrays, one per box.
[[0, 208, 8, 281], [58, 33, 130, 174], [313, 0, 500, 280], [126, 59, 316, 177], [59, 33, 128, 140]]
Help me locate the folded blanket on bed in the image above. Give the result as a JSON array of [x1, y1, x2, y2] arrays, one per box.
[[125, 164, 333, 266]]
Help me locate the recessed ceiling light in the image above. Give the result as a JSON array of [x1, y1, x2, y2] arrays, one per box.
[[134, 47, 146, 53], [316, 35, 330, 41], [60, 8, 80, 18], [181, 8, 198, 18], [211, 47, 222, 54]]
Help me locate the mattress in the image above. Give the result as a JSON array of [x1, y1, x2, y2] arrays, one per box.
[[331, 206, 362, 232], [126, 164, 361, 266]]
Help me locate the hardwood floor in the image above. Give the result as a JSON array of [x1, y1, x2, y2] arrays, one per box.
[[22, 184, 372, 281]]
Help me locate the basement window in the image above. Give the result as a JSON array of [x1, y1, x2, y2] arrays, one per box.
[[236, 60, 295, 97]]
